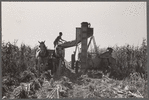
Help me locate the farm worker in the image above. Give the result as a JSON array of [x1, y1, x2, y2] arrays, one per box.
[[99, 47, 113, 58], [54, 32, 67, 48], [99, 47, 113, 67]]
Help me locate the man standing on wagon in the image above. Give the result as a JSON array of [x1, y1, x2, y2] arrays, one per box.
[[53, 32, 67, 48]]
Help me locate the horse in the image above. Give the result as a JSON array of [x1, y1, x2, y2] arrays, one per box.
[[35, 41, 56, 77]]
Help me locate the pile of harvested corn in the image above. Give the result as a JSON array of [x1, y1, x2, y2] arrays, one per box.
[[2, 68, 147, 99]]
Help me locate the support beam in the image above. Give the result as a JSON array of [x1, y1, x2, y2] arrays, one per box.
[[71, 53, 75, 69], [80, 22, 89, 73], [87, 36, 93, 50]]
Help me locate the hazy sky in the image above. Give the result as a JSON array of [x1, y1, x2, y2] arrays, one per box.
[[2, 2, 147, 61]]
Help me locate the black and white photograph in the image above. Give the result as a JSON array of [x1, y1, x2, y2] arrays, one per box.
[[1, 1, 148, 99]]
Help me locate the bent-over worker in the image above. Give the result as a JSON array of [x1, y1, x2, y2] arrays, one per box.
[[53, 32, 67, 48]]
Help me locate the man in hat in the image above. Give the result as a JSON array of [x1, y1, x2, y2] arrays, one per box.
[[53, 32, 67, 48], [99, 47, 114, 73], [99, 47, 113, 58]]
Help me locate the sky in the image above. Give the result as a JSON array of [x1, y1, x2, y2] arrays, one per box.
[[2, 2, 147, 61]]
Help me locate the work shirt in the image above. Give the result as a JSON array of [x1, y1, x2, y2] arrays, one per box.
[[99, 51, 112, 58], [54, 36, 62, 43]]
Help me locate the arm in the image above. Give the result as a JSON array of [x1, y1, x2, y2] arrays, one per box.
[[60, 38, 67, 42], [59, 40, 63, 43]]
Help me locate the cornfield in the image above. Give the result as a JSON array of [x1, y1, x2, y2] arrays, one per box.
[[1, 39, 148, 99], [112, 39, 147, 79]]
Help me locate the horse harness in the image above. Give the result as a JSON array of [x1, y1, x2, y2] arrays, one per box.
[[38, 49, 49, 58]]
